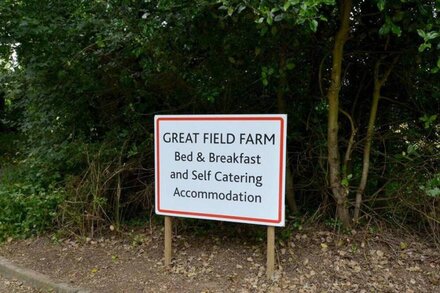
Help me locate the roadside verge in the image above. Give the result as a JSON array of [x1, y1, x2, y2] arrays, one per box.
[[0, 256, 89, 293]]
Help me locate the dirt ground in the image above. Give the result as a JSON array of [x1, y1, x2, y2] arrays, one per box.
[[0, 223, 439, 293], [0, 275, 40, 293]]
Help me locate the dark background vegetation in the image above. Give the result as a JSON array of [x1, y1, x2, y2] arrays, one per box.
[[0, 0, 438, 243]]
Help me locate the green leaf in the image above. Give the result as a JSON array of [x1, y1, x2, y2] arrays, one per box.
[[309, 20, 318, 32], [377, 0, 385, 11], [266, 14, 273, 25], [392, 11, 405, 22], [407, 144, 418, 154], [274, 14, 284, 22], [379, 24, 390, 35], [420, 114, 438, 128], [255, 47, 261, 56], [342, 174, 352, 187], [391, 25, 401, 37], [96, 39, 105, 48], [418, 43, 431, 52], [426, 187, 440, 198], [426, 31, 439, 40], [286, 63, 295, 70], [417, 29, 426, 39]]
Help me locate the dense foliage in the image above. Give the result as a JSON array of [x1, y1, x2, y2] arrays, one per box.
[[0, 0, 439, 241]]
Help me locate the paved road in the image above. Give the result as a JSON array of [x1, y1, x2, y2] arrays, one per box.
[[0, 274, 40, 292]]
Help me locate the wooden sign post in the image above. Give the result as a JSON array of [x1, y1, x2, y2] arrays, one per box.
[[266, 226, 275, 279], [164, 216, 173, 266], [155, 115, 286, 276]]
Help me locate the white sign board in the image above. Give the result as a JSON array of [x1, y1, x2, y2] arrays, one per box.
[[154, 115, 286, 226]]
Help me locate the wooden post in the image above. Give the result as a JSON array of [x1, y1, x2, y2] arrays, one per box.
[[164, 216, 173, 267], [266, 226, 275, 279]]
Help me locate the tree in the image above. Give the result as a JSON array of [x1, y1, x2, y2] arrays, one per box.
[[0, 0, 438, 239]]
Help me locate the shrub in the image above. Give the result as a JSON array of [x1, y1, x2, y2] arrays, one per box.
[[0, 181, 64, 242]]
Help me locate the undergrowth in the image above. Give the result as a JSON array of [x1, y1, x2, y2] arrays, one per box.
[[0, 180, 64, 242]]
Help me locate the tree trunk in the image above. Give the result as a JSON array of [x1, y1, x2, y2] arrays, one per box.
[[326, 0, 352, 227], [354, 58, 397, 222], [336, 199, 351, 226], [353, 85, 379, 222]]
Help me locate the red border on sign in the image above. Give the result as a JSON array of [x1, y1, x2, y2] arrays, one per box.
[[155, 116, 285, 224]]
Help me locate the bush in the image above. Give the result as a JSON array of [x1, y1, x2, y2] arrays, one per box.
[[56, 144, 154, 238], [0, 181, 64, 242]]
